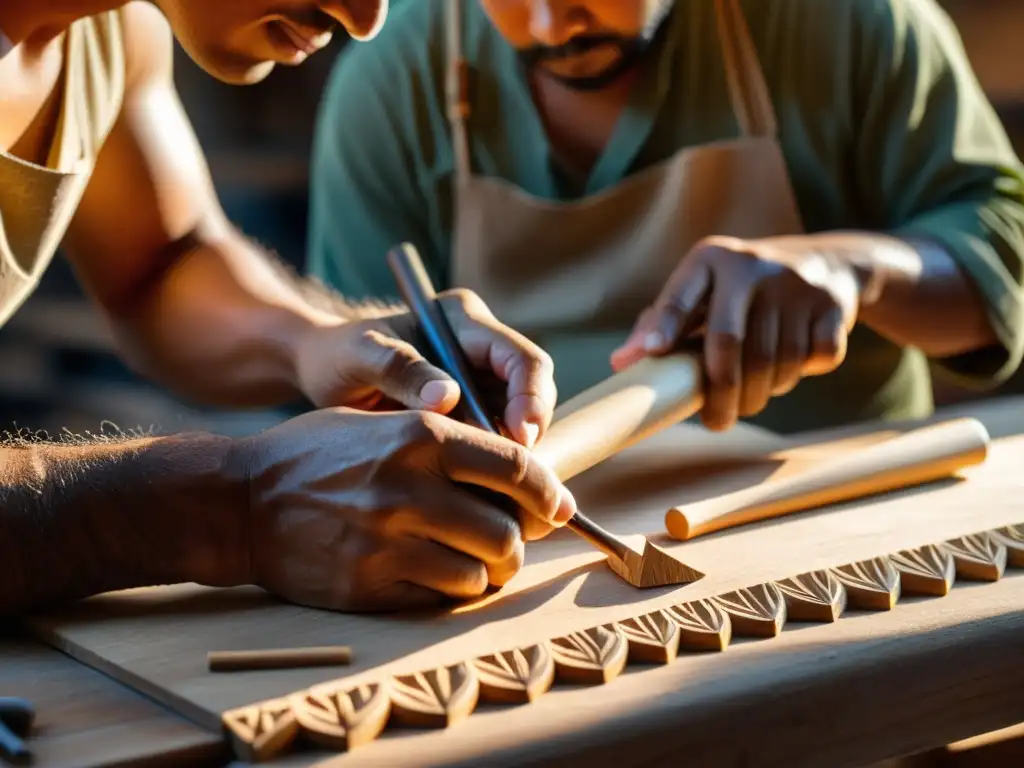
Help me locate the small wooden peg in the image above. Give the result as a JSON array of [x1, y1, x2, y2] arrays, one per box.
[[209, 646, 352, 672]]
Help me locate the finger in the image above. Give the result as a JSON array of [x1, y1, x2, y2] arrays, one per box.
[[804, 306, 848, 376], [351, 327, 461, 412], [772, 307, 812, 396], [389, 536, 491, 600], [382, 476, 524, 566], [343, 581, 450, 613], [433, 422, 578, 528], [518, 507, 557, 542], [487, 538, 526, 587], [701, 275, 757, 431], [618, 262, 716, 364], [739, 296, 779, 418], [652, 261, 712, 352], [441, 293, 557, 448], [610, 261, 712, 368], [611, 307, 660, 371]]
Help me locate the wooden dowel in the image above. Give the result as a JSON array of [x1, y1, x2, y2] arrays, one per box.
[[208, 646, 353, 672], [664, 417, 990, 541]]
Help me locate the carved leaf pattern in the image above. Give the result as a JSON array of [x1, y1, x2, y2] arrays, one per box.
[[714, 583, 787, 637], [775, 570, 847, 622], [223, 699, 298, 762], [664, 599, 732, 651], [618, 610, 680, 664], [550, 624, 628, 685], [223, 522, 1024, 759], [290, 682, 390, 750], [992, 524, 1024, 568], [475, 644, 555, 704], [944, 533, 1007, 581], [832, 558, 901, 610], [390, 662, 479, 728], [891, 544, 955, 596]]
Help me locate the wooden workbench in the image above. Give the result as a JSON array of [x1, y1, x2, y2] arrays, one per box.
[[6, 395, 1024, 768]]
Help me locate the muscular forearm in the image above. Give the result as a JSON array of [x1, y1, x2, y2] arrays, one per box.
[[0, 431, 246, 617], [818, 232, 1000, 357], [106, 230, 404, 408]]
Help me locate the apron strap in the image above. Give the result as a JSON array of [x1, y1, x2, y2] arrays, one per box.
[[446, 0, 472, 183], [714, 0, 778, 139]]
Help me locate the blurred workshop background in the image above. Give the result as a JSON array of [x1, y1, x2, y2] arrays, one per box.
[[0, 0, 1022, 438]]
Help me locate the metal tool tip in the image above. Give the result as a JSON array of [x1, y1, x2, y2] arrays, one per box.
[[607, 540, 703, 588]]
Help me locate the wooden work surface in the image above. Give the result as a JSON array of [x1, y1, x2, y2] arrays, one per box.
[[21, 395, 1024, 767], [0, 627, 225, 767]]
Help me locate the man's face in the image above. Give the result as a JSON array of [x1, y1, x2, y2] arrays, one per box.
[[155, 0, 388, 84], [479, 0, 672, 89]]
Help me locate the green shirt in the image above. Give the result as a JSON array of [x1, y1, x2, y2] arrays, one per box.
[[307, 0, 1024, 433]]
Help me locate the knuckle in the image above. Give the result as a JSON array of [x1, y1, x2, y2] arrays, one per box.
[[440, 287, 484, 315], [376, 344, 416, 384], [504, 442, 532, 489], [354, 325, 389, 355], [372, 501, 411, 537], [455, 561, 489, 594], [493, 516, 523, 561], [695, 235, 739, 255], [488, 542, 525, 587], [397, 410, 445, 450]]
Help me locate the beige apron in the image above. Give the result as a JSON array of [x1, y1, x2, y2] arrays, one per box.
[[447, 0, 806, 402], [0, 12, 124, 329]]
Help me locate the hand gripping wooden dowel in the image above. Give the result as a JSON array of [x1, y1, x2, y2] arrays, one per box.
[[664, 417, 990, 541], [387, 242, 706, 588]]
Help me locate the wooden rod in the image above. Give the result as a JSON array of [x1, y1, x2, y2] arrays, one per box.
[[664, 417, 990, 541], [386, 242, 705, 570], [533, 353, 704, 482], [208, 646, 353, 672]]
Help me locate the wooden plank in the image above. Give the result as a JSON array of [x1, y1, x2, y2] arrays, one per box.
[[26, 397, 1024, 765], [0, 630, 225, 767]]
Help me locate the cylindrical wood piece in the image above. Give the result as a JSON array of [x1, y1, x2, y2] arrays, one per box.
[[535, 354, 704, 482], [665, 418, 990, 541], [208, 646, 353, 672]]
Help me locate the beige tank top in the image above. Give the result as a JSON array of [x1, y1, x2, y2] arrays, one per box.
[[0, 11, 124, 328]]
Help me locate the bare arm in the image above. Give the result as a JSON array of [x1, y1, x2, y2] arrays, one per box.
[[773, 231, 1001, 359], [62, 3, 362, 408], [0, 431, 245, 617]]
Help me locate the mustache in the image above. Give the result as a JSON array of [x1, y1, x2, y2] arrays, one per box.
[[517, 33, 636, 66]]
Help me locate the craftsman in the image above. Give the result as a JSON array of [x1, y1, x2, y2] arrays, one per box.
[[0, 0, 578, 618], [308, 0, 1024, 434]]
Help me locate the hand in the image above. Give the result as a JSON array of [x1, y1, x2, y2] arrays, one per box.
[[294, 288, 556, 450], [611, 235, 867, 431], [231, 407, 576, 612]]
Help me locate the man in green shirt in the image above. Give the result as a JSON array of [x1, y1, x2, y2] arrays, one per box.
[[307, 0, 1024, 435]]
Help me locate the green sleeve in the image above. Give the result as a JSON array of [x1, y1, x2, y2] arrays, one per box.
[[852, 0, 1024, 387], [306, 44, 439, 301]]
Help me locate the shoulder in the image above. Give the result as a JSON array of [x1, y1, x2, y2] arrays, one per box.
[[118, 1, 174, 90], [315, 0, 453, 171], [322, 0, 447, 115], [743, 0, 955, 57]]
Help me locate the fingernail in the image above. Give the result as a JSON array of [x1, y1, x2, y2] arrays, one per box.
[[523, 422, 540, 449], [644, 332, 666, 351], [420, 380, 460, 408], [552, 486, 578, 526]]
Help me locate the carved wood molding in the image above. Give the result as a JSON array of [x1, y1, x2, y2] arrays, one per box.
[[221, 522, 1024, 762]]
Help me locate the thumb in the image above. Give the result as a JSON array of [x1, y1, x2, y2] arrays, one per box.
[[354, 328, 461, 412]]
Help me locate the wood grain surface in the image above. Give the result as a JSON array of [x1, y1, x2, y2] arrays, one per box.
[[0, 629, 225, 768], [25, 396, 1024, 767]]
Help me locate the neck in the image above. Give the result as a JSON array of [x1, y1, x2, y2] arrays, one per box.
[[0, 0, 122, 47]]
